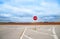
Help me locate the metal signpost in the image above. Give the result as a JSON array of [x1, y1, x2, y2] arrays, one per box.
[[33, 16, 38, 30]]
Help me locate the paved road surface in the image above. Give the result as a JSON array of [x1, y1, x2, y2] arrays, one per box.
[[0, 28, 24, 39], [55, 26, 60, 39], [0, 25, 60, 39]]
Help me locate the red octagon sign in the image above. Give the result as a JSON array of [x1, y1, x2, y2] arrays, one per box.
[[33, 16, 37, 20]]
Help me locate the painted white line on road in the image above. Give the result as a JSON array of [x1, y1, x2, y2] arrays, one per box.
[[24, 35, 32, 39], [30, 29, 52, 36], [20, 27, 27, 39], [52, 26, 58, 39], [48, 27, 52, 31]]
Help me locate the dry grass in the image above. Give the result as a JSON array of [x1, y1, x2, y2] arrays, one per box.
[[0, 22, 60, 25]]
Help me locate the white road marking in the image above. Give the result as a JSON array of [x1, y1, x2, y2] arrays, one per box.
[[24, 35, 32, 39], [20, 27, 27, 39], [52, 26, 58, 39], [48, 27, 52, 31], [30, 29, 53, 36]]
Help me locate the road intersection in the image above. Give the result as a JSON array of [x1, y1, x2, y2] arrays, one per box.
[[0, 25, 60, 39]]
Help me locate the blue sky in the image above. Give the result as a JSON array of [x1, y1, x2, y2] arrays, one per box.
[[0, 0, 60, 22]]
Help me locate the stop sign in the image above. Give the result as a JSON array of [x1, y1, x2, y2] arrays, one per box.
[[33, 16, 37, 20]]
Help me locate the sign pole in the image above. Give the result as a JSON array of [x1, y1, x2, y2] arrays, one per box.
[[35, 20, 36, 30], [33, 16, 38, 30]]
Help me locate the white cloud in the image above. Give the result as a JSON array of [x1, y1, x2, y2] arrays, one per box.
[[0, 4, 35, 16], [0, 0, 60, 22], [0, 14, 12, 17], [1, 0, 59, 16]]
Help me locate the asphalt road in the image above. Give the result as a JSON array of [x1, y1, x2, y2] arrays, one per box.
[[55, 26, 60, 39], [0, 28, 24, 39], [0, 25, 60, 39]]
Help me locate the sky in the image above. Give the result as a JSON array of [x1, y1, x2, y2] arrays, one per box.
[[0, 0, 60, 22]]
